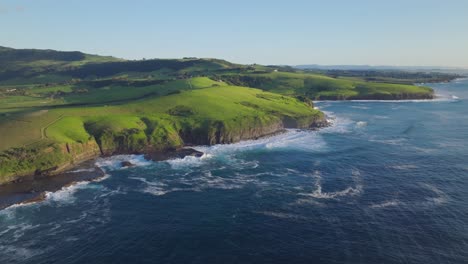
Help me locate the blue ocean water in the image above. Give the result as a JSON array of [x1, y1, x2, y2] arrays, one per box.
[[1, 79, 468, 264]]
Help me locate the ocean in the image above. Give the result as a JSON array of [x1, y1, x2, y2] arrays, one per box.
[[1, 79, 467, 264]]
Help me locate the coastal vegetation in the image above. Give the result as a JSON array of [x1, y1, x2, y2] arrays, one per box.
[[219, 71, 435, 100], [0, 46, 447, 184]]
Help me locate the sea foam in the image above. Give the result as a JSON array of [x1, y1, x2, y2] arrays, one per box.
[[299, 170, 363, 200], [95, 154, 152, 171]]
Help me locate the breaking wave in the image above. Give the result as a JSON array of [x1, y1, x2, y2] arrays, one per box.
[[195, 129, 330, 156], [95, 154, 152, 171]]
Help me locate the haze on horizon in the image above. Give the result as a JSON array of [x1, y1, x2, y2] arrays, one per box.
[[1, 0, 467, 68]]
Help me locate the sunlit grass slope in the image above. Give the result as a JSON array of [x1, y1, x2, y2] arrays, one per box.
[[222, 72, 434, 100], [0, 84, 323, 182]]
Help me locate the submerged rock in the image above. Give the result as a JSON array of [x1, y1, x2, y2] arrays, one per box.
[[146, 148, 204, 161], [120, 161, 135, 168]]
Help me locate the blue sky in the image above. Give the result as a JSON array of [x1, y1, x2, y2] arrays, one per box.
[[1, 0, 467, 67]]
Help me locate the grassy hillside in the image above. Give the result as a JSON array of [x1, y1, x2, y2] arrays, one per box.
[[0, 82, 324, 183], [0, 46, 438, 184], [0, 46, 240, 85], [0, 46, 434, 101], [220, 71, 434, 100]]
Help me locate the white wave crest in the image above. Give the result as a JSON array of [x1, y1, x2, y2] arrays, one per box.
[[195, 129, 329, 158], [320, 111, 353, 134], [44, 181, 92, 205], [91, 173, 111, 182], [95, 155, 152, 171], [162, 110, 352, 170], [68, 168, 97, 173], [165, 153, 212, 169]]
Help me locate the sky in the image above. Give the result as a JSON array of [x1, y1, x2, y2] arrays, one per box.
[[1, 0, 468, 67]]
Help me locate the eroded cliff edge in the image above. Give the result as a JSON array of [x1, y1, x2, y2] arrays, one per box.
[[0, 113, 327, 185]]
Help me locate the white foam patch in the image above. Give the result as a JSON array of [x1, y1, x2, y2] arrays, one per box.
[[411, 146, 436, 153], [0, 184, 116, 261], [370, 200, 402, 209], [320, 111, 353, 134], [350, 105, 370, 110], [195, 129, 329, 157], [131, 177, 169, 196], [0, 202, 34, 218], [389, 164, 419, 170], [165, 153, 212, 169], [369, 184, 449, 210], [368, 137, 407, 146], [130, 167, 273, 197], [421, 184, 448, 206], [453, 77, 468, 83], [44, 181, 92, 205], [265, 131, 327, 151], [1, 176, 111, 214], [95, 155, 152, 171], [356, 121, 367, 127], [163, 109, 353, 169], [299, 170, 363, 200], [68, 168, 97, 173], [373, 115, 389, 119], [91, 173, 111, 182]]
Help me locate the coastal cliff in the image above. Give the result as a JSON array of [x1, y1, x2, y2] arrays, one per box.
[[0, 113, 327, 185]]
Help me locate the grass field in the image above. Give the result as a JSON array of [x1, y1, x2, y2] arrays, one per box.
[[0, 83, 323, 181], [220, 71, 434, 100], [1, 84, 319, 150]]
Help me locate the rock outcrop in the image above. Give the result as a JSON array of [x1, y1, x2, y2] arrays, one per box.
[[0, 113, 327, 185]]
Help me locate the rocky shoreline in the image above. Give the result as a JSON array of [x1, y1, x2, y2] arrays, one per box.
[[0, 160, 106, 210], [0, 114, 329, 186], [0, 117, 330, 208]]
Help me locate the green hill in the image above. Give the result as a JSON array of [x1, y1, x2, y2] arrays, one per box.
[[220, 71, 434, 100], [0, 46, 433, 100], [0, 83, 324, 183], [0, 46, 437, 184]]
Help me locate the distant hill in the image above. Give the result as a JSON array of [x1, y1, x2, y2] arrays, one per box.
[[295, 64, 468, 75], [0, 46, 240, 84]]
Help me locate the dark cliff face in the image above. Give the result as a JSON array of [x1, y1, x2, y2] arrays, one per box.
[[179, 119, 285, 145], [0, 113, 327, 185], [0, 141, 102, 185], [178, 114, 327, 146]]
